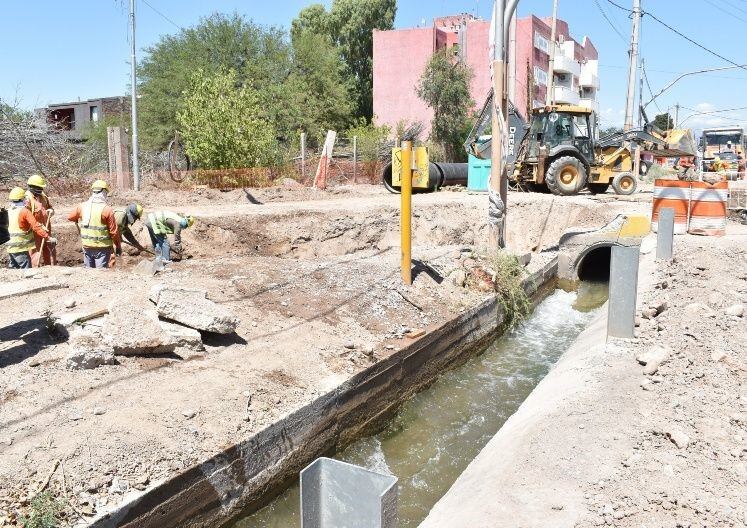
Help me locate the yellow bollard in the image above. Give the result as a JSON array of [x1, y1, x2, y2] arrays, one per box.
[[401, 140, 413, 285]]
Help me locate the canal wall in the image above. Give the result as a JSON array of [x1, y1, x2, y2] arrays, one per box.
[[88, 259, 558, 528]]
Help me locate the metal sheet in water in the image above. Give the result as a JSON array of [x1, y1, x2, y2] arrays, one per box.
[[301, 458, 397, 528]]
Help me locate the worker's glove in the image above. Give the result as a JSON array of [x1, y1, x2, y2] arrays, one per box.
[[47, 237, 57, 245], [115, 246, 122, 256], [173, 243, 183, 254], [46, 208, 55, 217]]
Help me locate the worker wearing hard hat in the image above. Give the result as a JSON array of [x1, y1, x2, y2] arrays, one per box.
[[112, 203, 147, 266], [67, 180, 120, 268], [5, 187, 53, 269], [146, 211, 195, 262], [25, 174, 56, 266]]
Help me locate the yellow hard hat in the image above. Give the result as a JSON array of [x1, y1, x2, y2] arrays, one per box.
[[91, 179, 110, 192], [9, 187, 26, 201], [187, 216, 195, 227], [27, 174, 46, 188], [134, 203, 143, 218]]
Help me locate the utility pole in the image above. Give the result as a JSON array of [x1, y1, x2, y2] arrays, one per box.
[[624, 0, 641, 131], [545, 0, 559, 106], [637, 58, 644, 128], [488, 0, 519, 249], [129, 0, 141, 191], [674, 103, 679, 127]]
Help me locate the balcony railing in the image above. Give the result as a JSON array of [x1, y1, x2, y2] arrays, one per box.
[[553, 85, 580, 105]]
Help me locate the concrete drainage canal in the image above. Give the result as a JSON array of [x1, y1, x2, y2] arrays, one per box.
[[235, 280, 608, 527]]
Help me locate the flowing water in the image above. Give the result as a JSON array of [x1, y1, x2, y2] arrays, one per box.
[[236, 282, 608, 528]]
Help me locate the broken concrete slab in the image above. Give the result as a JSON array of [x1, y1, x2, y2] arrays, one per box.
[[0, 280, 68, 301], [103, 298, 176, 356], [66, 332, 117, 370], [155, 287, 239, 334], [159, 321, 204, 352], [133, 259, 165, 276]]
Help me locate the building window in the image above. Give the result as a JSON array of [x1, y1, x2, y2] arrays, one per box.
[[534, 32, 549, 54], [534, 66, 548, 86], [90, 106, 99, 123]]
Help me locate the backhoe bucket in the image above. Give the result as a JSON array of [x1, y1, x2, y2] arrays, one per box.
[[657, 128, 697, 157]]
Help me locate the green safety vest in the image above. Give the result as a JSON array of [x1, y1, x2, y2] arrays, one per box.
[[80, 201, 112, 248], [7, 205, 35, 254], [148, 211, 182, 235]]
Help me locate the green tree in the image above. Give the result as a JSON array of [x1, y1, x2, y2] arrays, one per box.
[[291, 0, 397, 120], [599, 125, 623, 137], [417, 49, 474, 161], [287, 30, 354, 142], [653, 112, 674, 131], [177, 69, 277, 169], [138, 13, 292, 150]]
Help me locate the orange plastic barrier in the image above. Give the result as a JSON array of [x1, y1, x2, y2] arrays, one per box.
[[688, 181, 728, 236], [652, 179, 689, 235]]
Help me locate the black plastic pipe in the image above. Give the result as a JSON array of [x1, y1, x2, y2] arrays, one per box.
[[382, 162, 468, 194]]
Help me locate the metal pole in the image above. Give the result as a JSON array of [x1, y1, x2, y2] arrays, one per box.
[[353, 135, 358, 184], [129, 0, 140, 191], [489, 0, 505, 249], [623, 0, 641, 132], [301, 132, 306, 181], [507, 11, 517, 105], [674, 103, 679, 127], [656, 207, 675, 260], [401, 140, 413, 285], [637, 58, 644, 128], [545, 0, 558, 106], [607, 245, 640, 339]]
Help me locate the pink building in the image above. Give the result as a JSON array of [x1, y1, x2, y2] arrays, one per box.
[[372, 14, 599, 133]]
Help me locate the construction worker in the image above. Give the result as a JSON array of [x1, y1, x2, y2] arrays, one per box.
[[67, 180, 120, 268], [146, 211, 195, 262], [6, 187, 52, 269], [112, 203, 146, 266], [25, 174, 55, 266]]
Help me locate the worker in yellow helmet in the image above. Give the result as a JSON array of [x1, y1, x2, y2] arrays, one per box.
[[25, 174, 56, 266], [67, 180, 120, 268], [146, 211, 195, 262], [5, 187, 53, 269], [111, 203, 147, 267]]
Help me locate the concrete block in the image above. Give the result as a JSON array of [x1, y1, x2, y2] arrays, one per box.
[[156, 287, 239, 334], [159, 321, 204, 351], [0, 280, 68, 301], [66, 332, 117, 370], [103, 298, 176, 356]]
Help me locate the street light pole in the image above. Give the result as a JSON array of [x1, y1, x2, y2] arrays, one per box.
[[129, 0, 141, 191], [545, 0, 558, 106]]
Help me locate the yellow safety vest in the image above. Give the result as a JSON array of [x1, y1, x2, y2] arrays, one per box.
[[113, 207, 129, 230], [7, 205, 35, 254], [80, 201, 112, 248], [148, 211, 182, 235]]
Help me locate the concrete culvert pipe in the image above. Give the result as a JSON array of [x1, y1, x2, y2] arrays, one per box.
[[382, 162, 467, 194]]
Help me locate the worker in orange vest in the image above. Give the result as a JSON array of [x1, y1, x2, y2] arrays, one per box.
[[25, 174, 56, 266], [5, 187, 52, 269], [67, 180, 120, 268]]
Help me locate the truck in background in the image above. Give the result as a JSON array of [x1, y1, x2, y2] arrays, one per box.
[[701, 127, 745, 178]]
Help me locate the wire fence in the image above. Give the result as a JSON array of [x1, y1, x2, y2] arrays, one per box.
[[1, 135, 388, 197]]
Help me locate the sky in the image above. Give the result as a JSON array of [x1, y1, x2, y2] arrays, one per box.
[[1, 0, 746, 134]]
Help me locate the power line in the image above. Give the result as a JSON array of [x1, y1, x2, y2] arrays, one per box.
[[703, 0, 747, 24], [592, 0, 627, 42], [606, 0, 747, 72], [140, 0, 182, 30], [715, 0, 747, 15], [641, 62, 661, 113]]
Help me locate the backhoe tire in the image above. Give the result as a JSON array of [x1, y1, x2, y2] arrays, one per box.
[[612, 172, 637, 195], [639, 160, 653, 178], [587, 183, 610, 194], [545, 156, 588, 196]]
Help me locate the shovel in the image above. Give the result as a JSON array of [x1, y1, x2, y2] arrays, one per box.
[[32, 211, 54, 267]]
